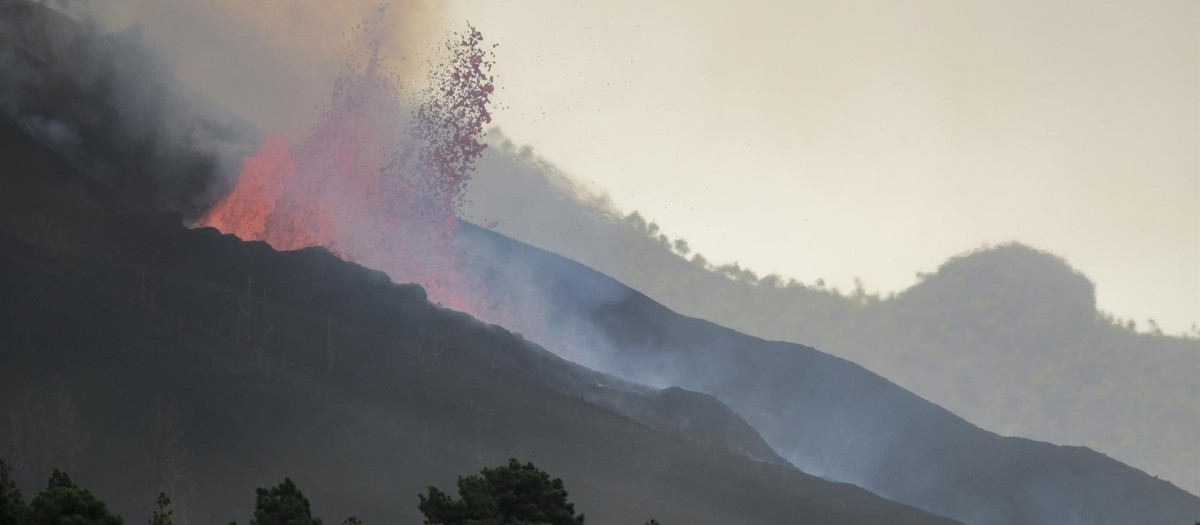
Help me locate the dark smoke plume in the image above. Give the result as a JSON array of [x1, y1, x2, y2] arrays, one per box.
[[0, 0, 255, 220]]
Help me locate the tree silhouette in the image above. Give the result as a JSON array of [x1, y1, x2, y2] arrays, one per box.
[[248, 479, 321, 525], [418, 459, 585, 525], [0, 460, 26, 525], [148, 493, 174, 525], [27, 469, 123, 525]]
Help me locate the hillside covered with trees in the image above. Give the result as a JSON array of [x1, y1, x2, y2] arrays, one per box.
[[466, 136, 1200, 494]]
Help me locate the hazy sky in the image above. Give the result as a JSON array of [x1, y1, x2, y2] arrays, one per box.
[[442, 0, 1199, 333], [93, 0, 442, 134], [92, 0, 1198, 333]]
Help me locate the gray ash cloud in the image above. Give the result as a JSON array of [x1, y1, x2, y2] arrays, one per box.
[[0, 0, 254, 220]]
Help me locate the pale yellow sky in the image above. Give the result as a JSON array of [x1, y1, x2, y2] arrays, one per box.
[[443, 0, 1200, 333], [92, 0, 1198, 333]]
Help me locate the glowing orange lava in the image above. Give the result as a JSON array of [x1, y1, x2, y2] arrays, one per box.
[[198, 20, 498, 316]]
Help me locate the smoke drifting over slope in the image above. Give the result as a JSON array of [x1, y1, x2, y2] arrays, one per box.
[[0, 112, 958, 525], [461, 136, 1200, 497], [0, 0, 447, 220], [3, 1, 1196, 524]]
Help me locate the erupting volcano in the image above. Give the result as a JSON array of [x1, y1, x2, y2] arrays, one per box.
[[199, 16, 497, 313]]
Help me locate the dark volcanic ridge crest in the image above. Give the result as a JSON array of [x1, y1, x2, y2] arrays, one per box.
[[1, 110, 959, 525], [0, 2, 1197, 525]]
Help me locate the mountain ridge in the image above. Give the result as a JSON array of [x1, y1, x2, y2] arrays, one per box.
[[0, 110, 961, 525], [455, 219, 1200, 525], [465, 139, 1200, 494]]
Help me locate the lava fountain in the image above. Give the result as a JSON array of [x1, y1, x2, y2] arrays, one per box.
[[199, 15, 498, 314]]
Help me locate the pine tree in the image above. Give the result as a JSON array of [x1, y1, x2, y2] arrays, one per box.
[[28, 469, 123, 525], [149, 493, 174, 525], [0, 460, 27, 525], [418, 458, 585, 525], [248, 479, 322, 525]]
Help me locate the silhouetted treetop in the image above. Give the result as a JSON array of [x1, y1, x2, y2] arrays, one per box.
[[249, 479, 321, 525], [418, 459, 585, 525], [28, 469, 123, 525]]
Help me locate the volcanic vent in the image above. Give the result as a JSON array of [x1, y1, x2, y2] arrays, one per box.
[[200, 16, 497, 315]]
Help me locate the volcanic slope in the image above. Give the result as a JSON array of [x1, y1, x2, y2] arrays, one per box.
[[0, 3, 1193, 523], [466, 139, 1200, 496], [0, 116, 964, 525], [457, 223, 1200, 525]]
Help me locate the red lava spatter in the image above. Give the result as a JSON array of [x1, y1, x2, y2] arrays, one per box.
[[199, 18, 512, 322]]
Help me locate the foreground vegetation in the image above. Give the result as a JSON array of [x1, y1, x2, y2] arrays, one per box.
[[0, 459, 658, 525]]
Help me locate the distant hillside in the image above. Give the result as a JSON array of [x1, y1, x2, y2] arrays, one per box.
[[0, 113, 959, 525], [456, 221, 1200, 525], [3, 3, 1195, 524], [3, 100, 1195, 525], [465, 137, 1200, 495]]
